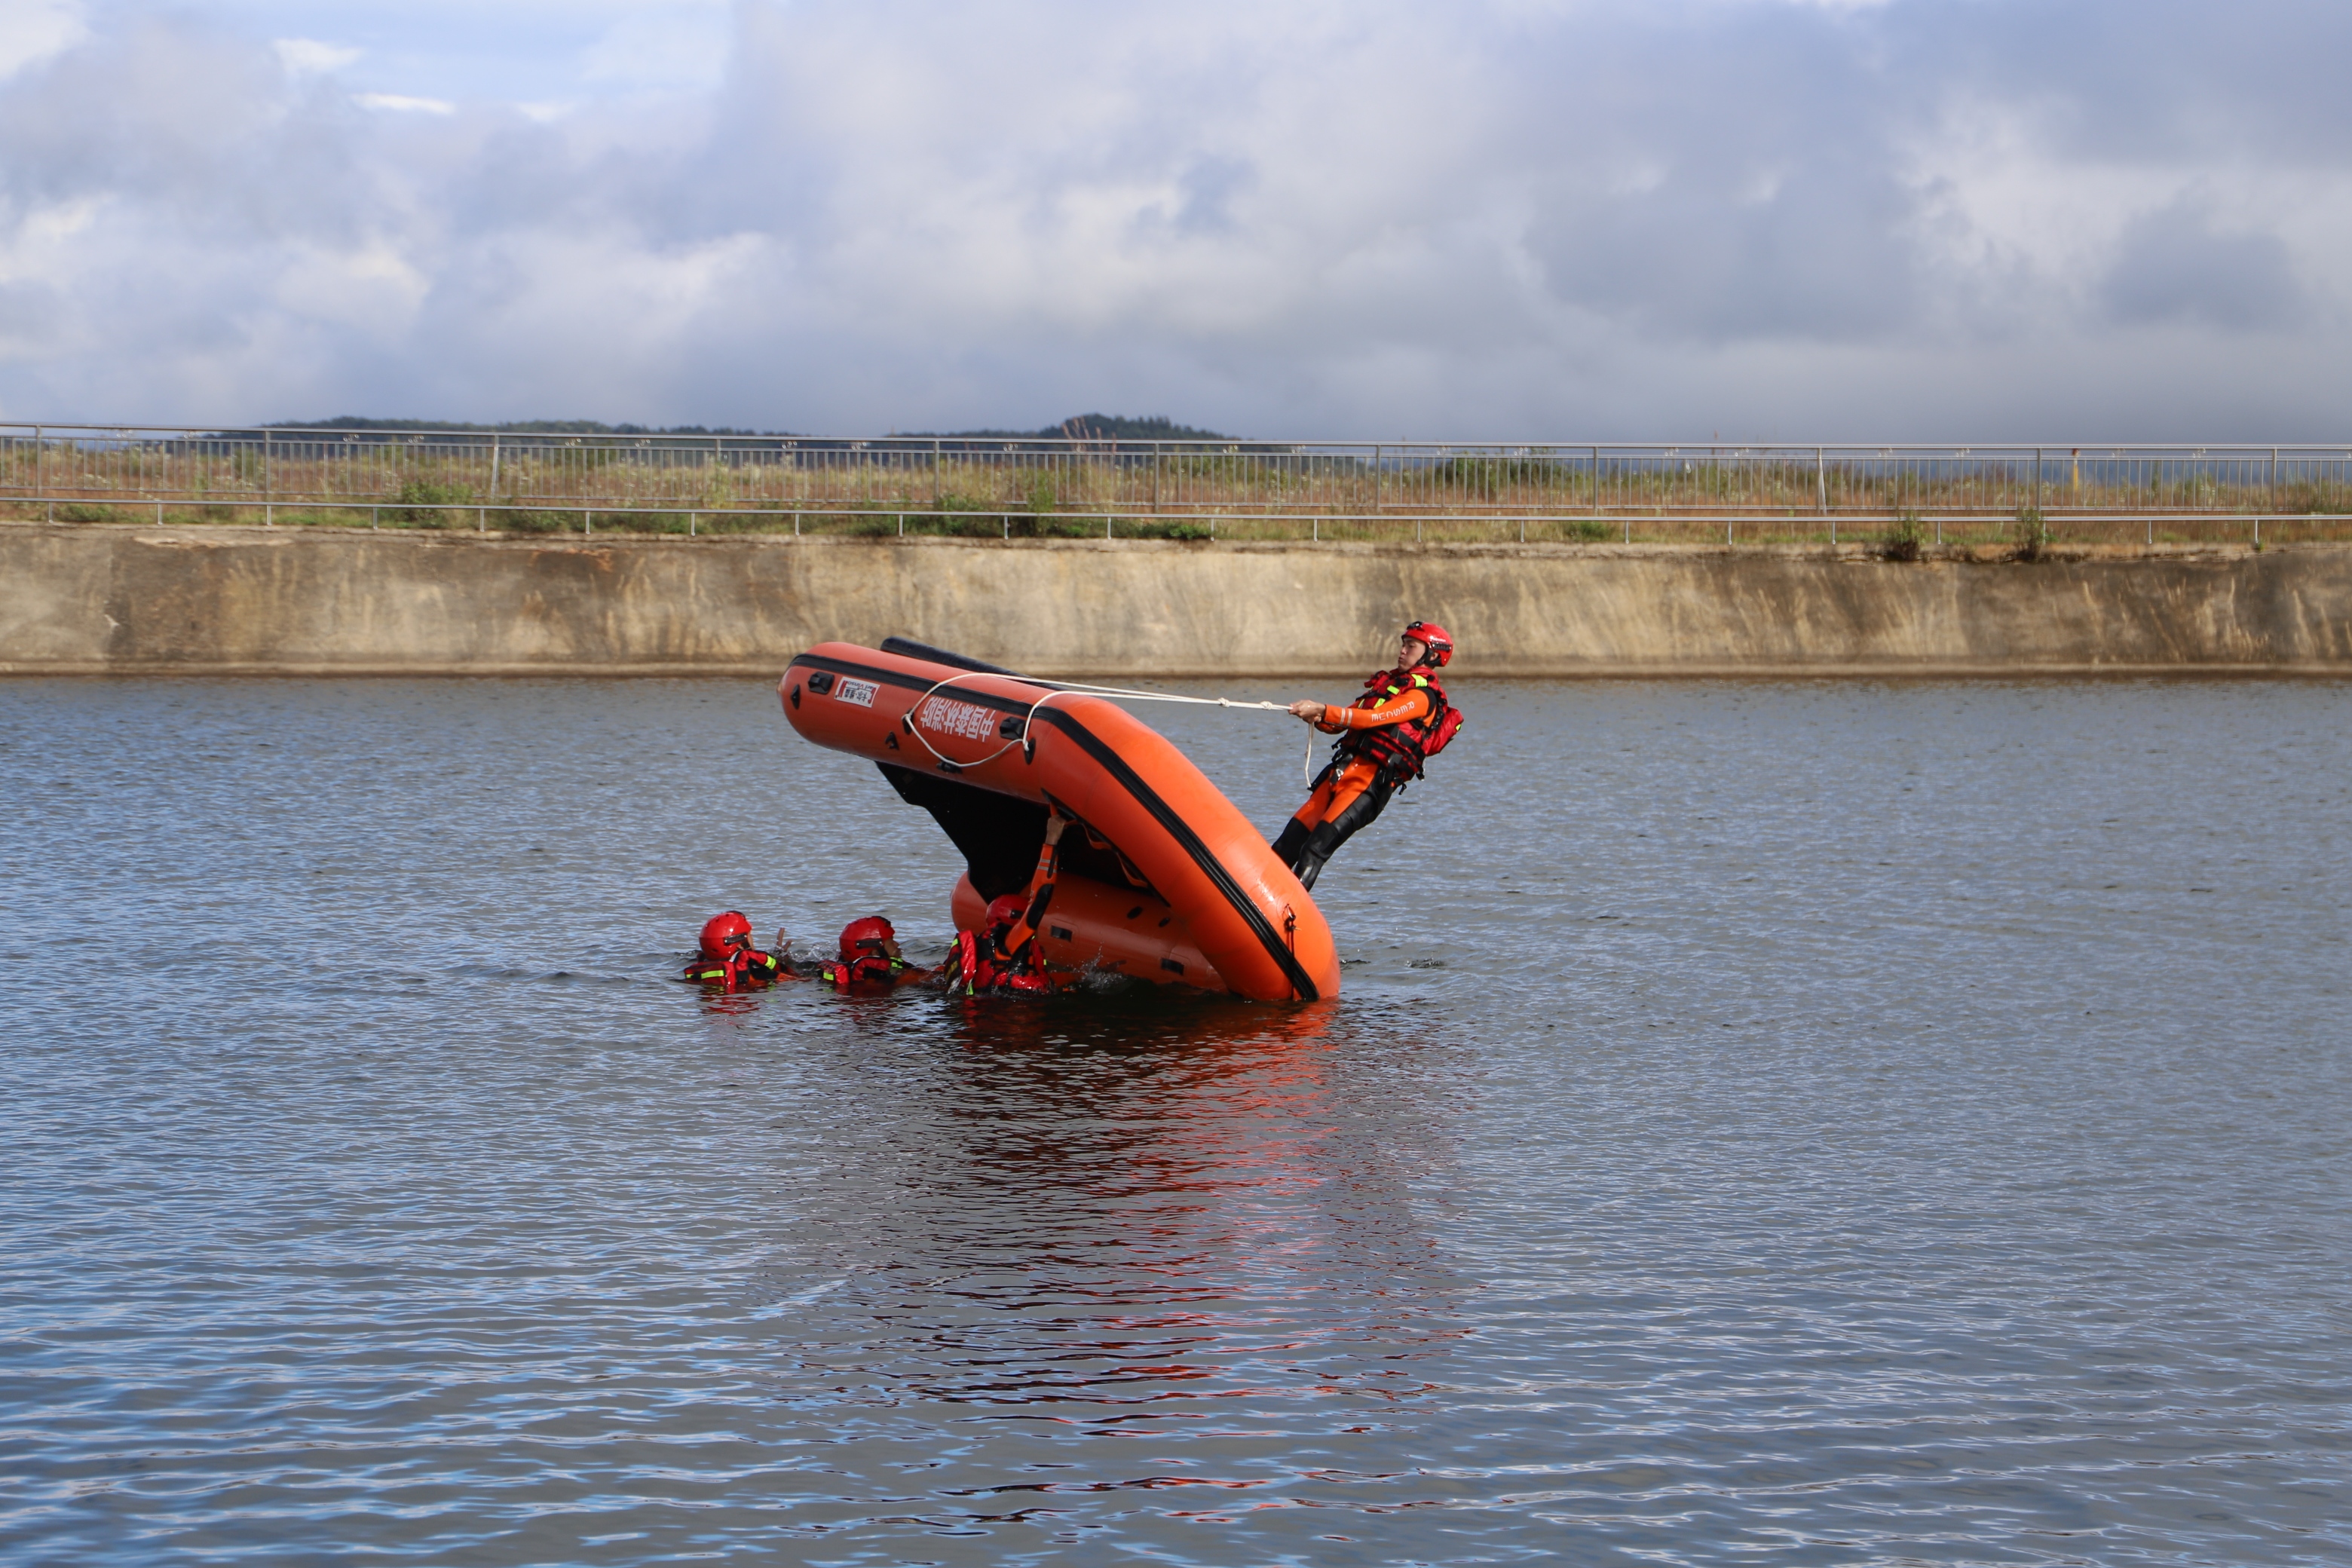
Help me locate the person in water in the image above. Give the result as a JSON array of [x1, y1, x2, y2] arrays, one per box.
[[682, 911, 792, 991], [1272, 619, 1462, 891], [813, 915, 932, 992], [951, 810, 1070, 995]]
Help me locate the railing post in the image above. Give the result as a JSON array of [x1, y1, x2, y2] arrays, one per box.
[[33, 425, 41, 509], [1816, 446, 1826, 514], [2034, 448, 2044, 515], [489, 433, 501, 513]]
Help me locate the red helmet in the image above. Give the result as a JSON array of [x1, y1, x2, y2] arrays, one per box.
[[838, 915, 896, 960], [699, 911, 752, 958], [984, 893, 1026, 927], [1403, 620, 1453, 668]]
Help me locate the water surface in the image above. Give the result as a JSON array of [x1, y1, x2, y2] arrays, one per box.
[[2, 676, 2347, 1565]]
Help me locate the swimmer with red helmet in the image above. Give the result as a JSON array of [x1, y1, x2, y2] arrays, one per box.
[[951, 810, 1072, 996], [813, 914, 933, 992], [1272, 620, 1464, 890], [681, 911, 793, 991]]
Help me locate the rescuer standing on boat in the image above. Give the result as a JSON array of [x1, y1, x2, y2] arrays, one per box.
[[1272, 620, 1463, 891], [952, 811, 1070, 995]]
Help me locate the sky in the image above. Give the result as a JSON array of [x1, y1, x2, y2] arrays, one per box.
[[0, 0, 2347, 439]]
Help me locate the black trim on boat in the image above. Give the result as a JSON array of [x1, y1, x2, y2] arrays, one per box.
[[878, 637, 1024, 677]]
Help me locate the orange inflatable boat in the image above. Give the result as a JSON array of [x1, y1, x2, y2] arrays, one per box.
[[779, 639, 1340, 1003]]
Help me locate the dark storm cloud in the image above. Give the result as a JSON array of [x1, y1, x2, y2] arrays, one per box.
[[0, 1, 2346, 436], [2102, 199, 2308, 330]]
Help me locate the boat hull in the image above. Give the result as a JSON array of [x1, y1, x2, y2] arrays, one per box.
[[780, 641, 1339, 1003]]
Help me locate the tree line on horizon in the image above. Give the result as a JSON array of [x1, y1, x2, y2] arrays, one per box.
[[264, 412, 1237, 443]]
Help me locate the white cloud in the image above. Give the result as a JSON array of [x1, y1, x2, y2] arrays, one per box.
[[354, 92, 455, 114], [0, 0, 85, 78], [272, 37, 359, 75], [0, 1, 2347, 437]]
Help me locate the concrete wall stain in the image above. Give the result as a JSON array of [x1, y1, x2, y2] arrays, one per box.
[[3, 525, 2347, 677]]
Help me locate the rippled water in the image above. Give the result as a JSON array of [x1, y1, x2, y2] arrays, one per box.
[[2, 675, 2347, 1566]]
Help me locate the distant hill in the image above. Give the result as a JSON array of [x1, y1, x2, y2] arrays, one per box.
[[265, 413, 1239, 442], [265, 416, 776, 436], [920, 414, 1236, 443]]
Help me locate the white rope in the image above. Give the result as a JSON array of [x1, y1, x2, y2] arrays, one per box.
[[899, 669, 1055, 770], [1017, 675, 1291, 712], [896, 666, 1327, 788]]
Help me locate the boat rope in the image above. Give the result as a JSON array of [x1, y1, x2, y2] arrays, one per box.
[[898, 668, 1323, 786], [1013, 675, 1292, 712]]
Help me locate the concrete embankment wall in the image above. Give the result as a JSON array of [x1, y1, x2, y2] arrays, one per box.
[[3, 523, 2349, 677]]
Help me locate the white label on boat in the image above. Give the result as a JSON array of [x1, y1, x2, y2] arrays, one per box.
[[918, 695, 995, 741], [834, 677, 877, 708]]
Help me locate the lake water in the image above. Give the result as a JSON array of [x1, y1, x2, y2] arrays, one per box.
[[2, 675, 2347, 1566]]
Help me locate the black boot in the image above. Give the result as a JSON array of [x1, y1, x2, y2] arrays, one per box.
[[1293, 821, 1343, 890], [1270, 817, 1311, 866]]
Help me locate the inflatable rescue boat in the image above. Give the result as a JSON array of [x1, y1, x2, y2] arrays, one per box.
[[780, 639, 1340, 1003]]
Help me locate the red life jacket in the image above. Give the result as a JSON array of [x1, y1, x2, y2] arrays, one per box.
[[819, 954, 902, 992], [1339, 667, 1460, 783], [953, 929, 1052, 995], [683, 948, 782, 992]]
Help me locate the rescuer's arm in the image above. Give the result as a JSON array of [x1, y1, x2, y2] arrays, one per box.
[[1001, 813, 1068, 954], [1288, 688, 1434, 733], [761, 929, 804, 978]]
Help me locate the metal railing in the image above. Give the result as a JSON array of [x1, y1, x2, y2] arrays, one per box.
[[4, 424, 2348, 546]]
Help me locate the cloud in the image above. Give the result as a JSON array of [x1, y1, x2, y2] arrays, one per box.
[[274, 37, 358, 75], [0, 0, 2347, 436], [0, 0, 86, 78], [355, 92, 456, 115], [2101, 198, 2307, 330]]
